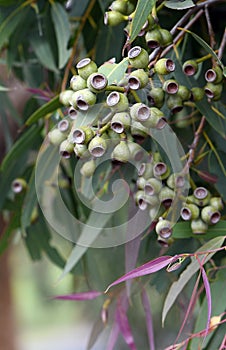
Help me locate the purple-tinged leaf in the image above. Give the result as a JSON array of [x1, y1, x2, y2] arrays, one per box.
[[53, 290, 102, 301], [174, 272, 201, 345], [198, 260, 212, 341], [107, 322, 120, 350], [105, 256, 176, 292], [219, 335, 226, 350], [116, 298, 137, 350], [197, 170, 218, 184], [141, 288, 155, 350]]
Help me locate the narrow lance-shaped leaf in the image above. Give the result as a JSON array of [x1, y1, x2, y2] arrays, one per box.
[[107, 322, 120, 350], [164, 0, 195, 10], [25, 95, 61, 126], [129, 0, 156, 44], [87, 316, 105, 350], [116, 299, 137, 350], [162, 236, 225, 326], [105, 256, 176, 292], [141, 288, 155, 350], [53, 290, 102, 301], [198, 260, 212, 341]]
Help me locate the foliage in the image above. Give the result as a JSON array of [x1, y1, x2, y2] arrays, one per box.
[[0, 0, 226, 349]]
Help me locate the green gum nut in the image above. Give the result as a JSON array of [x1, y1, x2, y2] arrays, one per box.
[[148, 87, 165, 108], [204, 82, 223, 100], [138, 162, 153, 179], [205, 65, 223, 84], [155, 218, 173, 239], [182, 60, 198, 76], [48, 128, 66, 146], [167, 173, 185, 189], [111, 112, 131, 133], [191, 219, 208, 234], [70, 75, 87, 91], [76, 88, 97, 111], [143, 107, 166, 129], [177, 85, 191, 101], [76, 58, 98, 80], [71, 126, 95, 144], [11, 178, 27, 194], [104, 11, 127, 26], [127, 141, 145, 161], [210, 197, 224, 211], [154, 58, 175, 75], [128, 46, 149, 69], [131, 121, 149, 139], [59, 90, 73, 106], [107, 128, 121, 145], [106, 91, 129, 112], [74, 144, 88, 158], [88, 136, 107, 158], [136, 176, 146, 190], [201, 205, 221, 225], [190, 87, 205, 102], [193, 186, 210, 207], [180, 203, 200, 221], [87, 72, 108, 93], [130, 103, 150, 122], [80, 159, 96, 177], [144, 178, 162, 196], [153, 162, 170, 180], [111, 140, 131, 163], [134, 190, 148, 210], [145, 28, 162, 49], [166, 94, 183, 114], [128, 69, 149, 90], [145, 194, 159, 207], [109, 0, 128, 14], [159, 186, 174, 208], [158, 28, 173, 47], [163, 79, 179, 94], [59, 140, 74, 159]]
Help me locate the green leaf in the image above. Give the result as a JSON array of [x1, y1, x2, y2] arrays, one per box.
[[0, 5, 29, 50], [162, 236, 225, 326], [21, 167, 37, 234], [25, 95, 61, 126], [173, 221, 226, 239], [190, 270, 226, 350], [98, 58, 129, 85], [164, 0, 195, 10], [178, 28, 225, 72], [208, 151, 226, 201], [129, 0, 156, 44], [51, 2, 72, 69]]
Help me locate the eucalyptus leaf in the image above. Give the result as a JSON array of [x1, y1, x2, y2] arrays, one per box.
[[51, 2, 72, 69], [21, 167, 37, 234], [129, 0, 156, 44], [25, 95, 61, 126], [162, 236, 225, 326], [165, 0, 195, 10], [98, 58, 129, 85], [173, 221, 226, 240], [208, 151, 226, 201]]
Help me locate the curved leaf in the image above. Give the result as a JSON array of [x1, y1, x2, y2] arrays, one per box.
[[162, 236, 225, 326], [51, 2, 72, 69], [53, 290, 102, 301], [165, 0, 195, 10], [129, 0, 156, 44], [25, 95, 61, 126]]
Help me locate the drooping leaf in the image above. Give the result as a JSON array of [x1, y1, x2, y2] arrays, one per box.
[[190, 270, 226, 350], [21, 167, 37, 234], [178, 28, 225, 72], [129, 0, 156, 44], [0, 5, 29, 50], [164, 0, 195, 10], [53, 290, 102, 301], [105, 256, 176, 292], [116, 299, 137, 350], [98, 58, 129, 85], [141, 288, 155, 350], [51, 2, 72, 69], [87, 316, 105, 350], [162, 236, 225, 326], [200, 264, 212, 340], [107, 322, 120, 350], [208, 151, 226, 201], [25, 95, 61, 126]]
